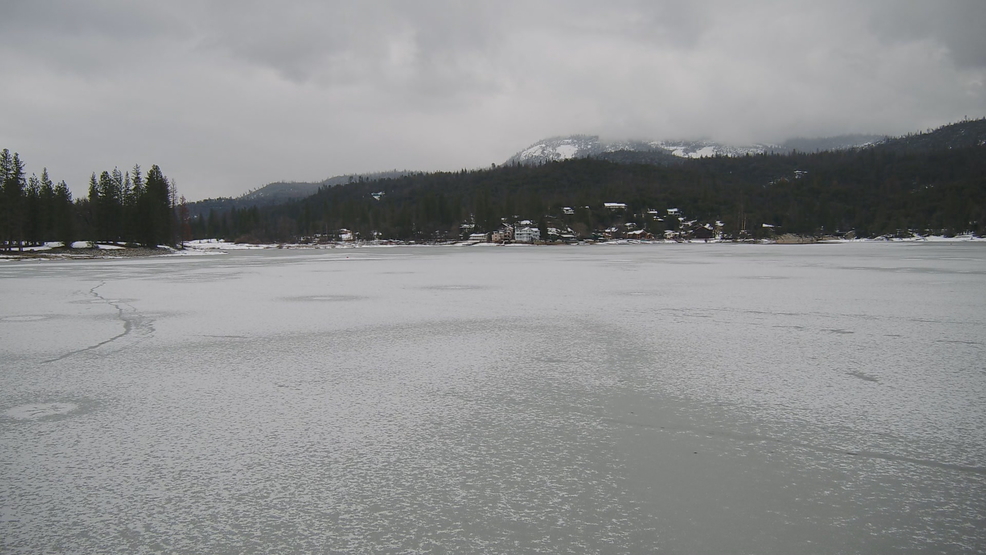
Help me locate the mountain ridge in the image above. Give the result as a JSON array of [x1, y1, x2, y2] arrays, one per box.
[[188, 170, 413, 218], [191, 119, 985, 216], [504, 133, 889, 166]]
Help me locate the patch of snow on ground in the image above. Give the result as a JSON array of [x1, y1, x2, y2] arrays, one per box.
[[19, 243, 55, 252], [520, 144, 547, 160], [184, 239, 270, 250], [555, 144, 578, 159]]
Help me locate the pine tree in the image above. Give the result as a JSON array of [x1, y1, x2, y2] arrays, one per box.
[[129, 164, 143, 243], [0, 150, 8, 246], [97, 170, 122, 241], [54, 180, 74, 248], [24, 174, 41, 245], [139, 164, 173, 247], [86, 172, 99, 242], [1, 151, 26, 251], [121, 170, 134, 241], [177, 195, 191, 246], [40, 168, 55, 242]]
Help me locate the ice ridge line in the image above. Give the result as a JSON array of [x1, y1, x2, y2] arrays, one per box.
[[41, 281, 151, 364]]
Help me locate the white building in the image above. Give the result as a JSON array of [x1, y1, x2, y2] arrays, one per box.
[[514, 226, 541, 243]]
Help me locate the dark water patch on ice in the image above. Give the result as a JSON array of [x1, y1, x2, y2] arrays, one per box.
[[2, 398, 97, 422], [620, 290, 665, 298], [0, 315, 49, 322], [830, 264, 986, 276], [706, 307, 808, 318], [679, 310, 714, 319], [848, 370, 879, 383], [283, 294, 367, 302], [653, 259, 715, 265], [935, 339, 982, 346], [165, 273, 247, 284], [420, 284, 489, 291], [3, 402, 79, 420], [822, 328, 854, 335], [773, 324, 807, 331], [606, 414, 986, 476], [532, 356, 574, 365]]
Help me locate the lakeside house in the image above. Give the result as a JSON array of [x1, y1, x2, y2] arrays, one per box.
[[491, 226, 513, 243], [514, 225, 541, 243]]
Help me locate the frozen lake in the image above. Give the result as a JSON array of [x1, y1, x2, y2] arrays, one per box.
[[2, 243, 985, 553]]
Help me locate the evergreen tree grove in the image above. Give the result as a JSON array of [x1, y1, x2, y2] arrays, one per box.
[[0, 149, 182, 250]]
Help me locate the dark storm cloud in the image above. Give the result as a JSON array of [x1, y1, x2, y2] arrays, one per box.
[[1, 1, 983, 200]]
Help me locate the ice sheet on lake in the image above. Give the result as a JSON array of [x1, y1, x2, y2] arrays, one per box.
[[2, 243, 985, 553]]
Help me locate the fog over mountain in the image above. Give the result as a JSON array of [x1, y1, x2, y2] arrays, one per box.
[[1, 1, 983, 200]]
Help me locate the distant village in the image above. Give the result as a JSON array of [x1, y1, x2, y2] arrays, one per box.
[[325, 201, 730, 246], [467, 206, 722, 244]]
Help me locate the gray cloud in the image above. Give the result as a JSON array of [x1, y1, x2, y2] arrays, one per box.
[[0, 0, 983, 200], [869, 0, 986, 69]]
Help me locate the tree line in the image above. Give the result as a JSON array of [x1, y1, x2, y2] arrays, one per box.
[[186, 137, 986, 243], [0, 148, 181, 251]]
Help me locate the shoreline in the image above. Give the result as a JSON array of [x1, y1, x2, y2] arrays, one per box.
[[3, 234, 984, 261], [0, 244, 183, 260]]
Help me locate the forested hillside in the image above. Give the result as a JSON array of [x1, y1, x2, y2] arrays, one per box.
[[190, 120, 986, 243], [186, 170, 415, 219]]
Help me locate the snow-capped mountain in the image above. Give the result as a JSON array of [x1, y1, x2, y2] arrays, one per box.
[[653, 140, 771, 158], [505, 135, 607, 164], [505, 135, 685, 165], [505, 134, 886, 166]]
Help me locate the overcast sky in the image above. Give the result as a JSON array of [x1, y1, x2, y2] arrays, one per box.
[[2, 0, 984, 200]]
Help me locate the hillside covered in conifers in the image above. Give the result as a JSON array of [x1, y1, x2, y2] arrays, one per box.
[[189, 119, 986, 243]]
